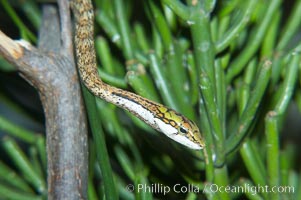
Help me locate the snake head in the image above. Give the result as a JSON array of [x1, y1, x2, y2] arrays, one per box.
[[154, 107, 205, 150], [177, 119, 205, 150]]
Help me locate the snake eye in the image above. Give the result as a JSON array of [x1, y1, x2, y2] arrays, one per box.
[[179, 126, 188, 134]]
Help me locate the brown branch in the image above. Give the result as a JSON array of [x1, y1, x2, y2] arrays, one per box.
[[0, 2, 88, 200], [58, 0, 74, 55], [38, 5, 61, 51]]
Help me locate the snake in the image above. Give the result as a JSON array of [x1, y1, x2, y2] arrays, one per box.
[[70, 0, 205, 150]]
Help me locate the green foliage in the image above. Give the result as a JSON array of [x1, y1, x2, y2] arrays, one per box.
[[1, 0, 301, 199]]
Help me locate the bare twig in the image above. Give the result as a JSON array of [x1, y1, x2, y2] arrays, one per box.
[[58, 0, 74, 56]]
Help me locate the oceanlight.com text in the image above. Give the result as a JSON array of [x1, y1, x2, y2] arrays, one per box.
[[204, 183, 294, 196]]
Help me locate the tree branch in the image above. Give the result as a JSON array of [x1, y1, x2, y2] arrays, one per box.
[[0, 2, 88, 200]]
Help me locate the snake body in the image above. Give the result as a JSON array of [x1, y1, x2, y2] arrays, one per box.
[[70, 0, 205, 150]]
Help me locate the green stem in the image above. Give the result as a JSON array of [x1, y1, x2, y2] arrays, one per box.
[[95, 11, 121, 47], [0, 184, 42, 200], [0, 161, 33, 192], [0, 115, 37, 144], [36, 136, 47, 173], [113, 0, 134, 59], [20, 0, 41, 29], [96, 37, 116, 74], [198, 100, 215, 181], [226, 0, 281, 82], [226, 60, 272, 154], [162, 0, 191, 21], [148, 52, 180, 110], [148, 0, 173, 51], [277, 0, 301, 50], [199, 74, 224, 165], [1, 0, 36, 42], [274, 52, 300, 115], [82, 86, 118, 200], [3, 138, 46, 193], [186, 51, 199, 105], [240, 140, 267, 187], [98, 68, 127, 89], [216, 0, 257, 53], [114, 146, 135, 180], [265, 112, 280, 200], [126, 66, 160, 102], [214, 167, 230, 200], [134, 23, 150, 53]]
